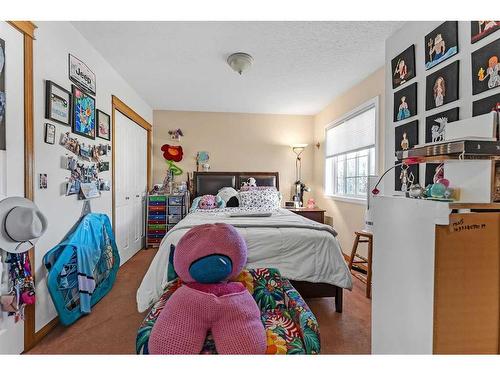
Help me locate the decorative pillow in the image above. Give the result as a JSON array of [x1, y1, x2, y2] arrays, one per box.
[[190, 195, 225, 212], [240, 186, 276, 192], [239, 188, 280, 210], [217, 187, 239, 207]]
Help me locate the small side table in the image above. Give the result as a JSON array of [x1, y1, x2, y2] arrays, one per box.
[[287, 207, 325, 224]]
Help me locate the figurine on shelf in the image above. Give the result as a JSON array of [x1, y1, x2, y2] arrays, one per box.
[[306, 198, 316, 208], [409, 184, 425, 198]]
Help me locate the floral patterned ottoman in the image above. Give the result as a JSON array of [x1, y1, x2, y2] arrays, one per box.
[[136, 268, 320, 354]]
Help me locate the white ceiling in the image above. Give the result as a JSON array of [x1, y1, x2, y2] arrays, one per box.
[[72, 21, 404, 115]]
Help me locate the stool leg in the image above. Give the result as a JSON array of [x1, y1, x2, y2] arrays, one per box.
[[366, 236, 373, 299], [348, 234, 360, 270]]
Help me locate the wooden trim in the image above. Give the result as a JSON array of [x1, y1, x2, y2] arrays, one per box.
[[7, 21, 37, 39], [449, 203, 500, 210], [111, 96, 152, 229], [22, 317, 59, 353]]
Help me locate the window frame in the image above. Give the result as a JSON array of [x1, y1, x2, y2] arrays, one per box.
[[324, 96, 379, 204]]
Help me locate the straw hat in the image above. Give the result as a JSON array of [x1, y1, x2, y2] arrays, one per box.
[[0, 197, 48, 254]]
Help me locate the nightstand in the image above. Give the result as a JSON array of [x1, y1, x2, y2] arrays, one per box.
[[287, 207, 326, 224]]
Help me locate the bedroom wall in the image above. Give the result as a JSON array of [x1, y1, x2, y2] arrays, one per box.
[[312, 68, 385, 255], [384, 21, 500, 194], [152, 110, 314, 200], [33, 21, 152, 332]]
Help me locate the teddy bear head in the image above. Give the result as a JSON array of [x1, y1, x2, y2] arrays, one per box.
[[198, 195, 218, 210], [173, 223, 247, 284]]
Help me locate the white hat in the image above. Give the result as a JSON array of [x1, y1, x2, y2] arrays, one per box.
[[0, 197, 48, 254]]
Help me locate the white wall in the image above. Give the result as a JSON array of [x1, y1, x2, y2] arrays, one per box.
[[384, 21, 500, 194], [33, 21, 152, 332]]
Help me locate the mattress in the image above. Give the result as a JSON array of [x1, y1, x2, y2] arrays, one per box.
[[137, 208, 352, 312]]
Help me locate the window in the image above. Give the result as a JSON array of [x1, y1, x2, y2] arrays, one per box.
[[325, 100, 377, 201]]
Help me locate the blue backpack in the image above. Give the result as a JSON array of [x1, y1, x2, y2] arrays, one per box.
[[43, 213, 120, 326]]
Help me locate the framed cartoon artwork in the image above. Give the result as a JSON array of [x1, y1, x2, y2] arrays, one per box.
[[97, 110, 111, 141], [394, 120, 418, 152], [395, 161, 419, 192], [472, 92, 500, 116], [425, 21, 458, 70], [72, 85, 96, 139], [472, 38, 500, 95], [425, 163, 444, 186], [69, 54, 96, 95], [393, 82, 417, 123], [44, 123, 56, 144], [391, 45, 416, 89], [425, 107, 459, 143], [425, 61, 459, 111], [471, 21, 500, 43], [0, 38, 5, 151], [45, 80, 72, 126]]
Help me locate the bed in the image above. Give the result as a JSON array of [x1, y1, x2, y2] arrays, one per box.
[[136, 171, 352, 314]]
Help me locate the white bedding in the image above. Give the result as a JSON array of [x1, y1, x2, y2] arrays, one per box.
[[136, 208, 352, 312]]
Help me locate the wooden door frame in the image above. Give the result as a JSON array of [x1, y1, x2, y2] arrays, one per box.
[[111, 95, 152, 231], [6, 21, 40, 352]]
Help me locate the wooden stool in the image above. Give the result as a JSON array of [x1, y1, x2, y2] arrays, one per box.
[[348, 231, 373, 299]]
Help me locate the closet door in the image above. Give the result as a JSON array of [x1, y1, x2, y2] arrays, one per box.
[[114, 111, 147, 265]]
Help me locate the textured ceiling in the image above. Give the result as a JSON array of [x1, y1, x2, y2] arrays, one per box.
[[72, 21, 404, 115]]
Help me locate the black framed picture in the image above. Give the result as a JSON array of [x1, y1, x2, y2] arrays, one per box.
[[395, 161, 419, 192], [45, 80, 71, 126], [44, 123, 56, 144], [69, 54, 96, 95], [425, 21, 458, 70], [72, 85, 96, 139], [391, 45, 416, 89], [471, 21, 500, 44], [97, 110, 111, 141], [425, 107, 459, 143], [472, 38, 500, 95], [425, 163, 444, 186], [472, 93, 500, 116], [425, 61, 459, 111], [393, 82, 417, 123], [395, 120, 418, 152]]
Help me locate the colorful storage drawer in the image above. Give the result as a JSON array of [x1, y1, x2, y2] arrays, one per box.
[[168, 215, 182, 224], [168, 206, 182, 215], [149, 196, 167, 202], [168, 196, 184, 206], [146, 193, 187, 248]]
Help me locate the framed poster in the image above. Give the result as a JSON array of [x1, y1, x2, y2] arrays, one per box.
[[44, 123, 56, 144], [72, 85, 96, 139], [391, 45, 416, 89], [471, 21, 500, 43], [394, 120, 418, 152], [425, 21, 458, 70], [395, 161, 419, 192], [425, 163, 444, 186], [69, 54, 96, 95], [393, 82, 417, 122], [0, 38, 5, 150], [425, 107, 459, 143], [425, 61, 459, 111], [45, 80, 71, 126], [472, 38, 500, 95], [97, 110, 111, 141], [472, 93, 500, 116]]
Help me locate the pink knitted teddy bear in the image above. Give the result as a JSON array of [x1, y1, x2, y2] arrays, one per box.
[[148, 223, 267, 354]]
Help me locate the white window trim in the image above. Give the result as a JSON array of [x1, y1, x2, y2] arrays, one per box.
[[323, 96, 379, 204]]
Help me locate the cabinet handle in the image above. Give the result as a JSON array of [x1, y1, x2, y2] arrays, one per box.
[[136, 194, 140, 198], [125, 197, 130, 200]]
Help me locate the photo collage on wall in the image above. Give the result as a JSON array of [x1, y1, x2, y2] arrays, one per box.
[[43, 54, 112, 198], [0, 38, 5, 151]]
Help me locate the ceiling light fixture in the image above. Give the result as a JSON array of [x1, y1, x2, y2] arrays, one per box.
[[227, 52, 253, 75]]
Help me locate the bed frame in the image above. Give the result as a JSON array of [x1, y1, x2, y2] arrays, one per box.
[[191, 171, 344, 313]]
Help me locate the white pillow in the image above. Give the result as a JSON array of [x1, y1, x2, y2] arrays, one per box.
[[239, 188, 280, 210], [217, 187, 239, 206]]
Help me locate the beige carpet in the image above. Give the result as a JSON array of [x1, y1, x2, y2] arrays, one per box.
[[28, 249, 371, 354]]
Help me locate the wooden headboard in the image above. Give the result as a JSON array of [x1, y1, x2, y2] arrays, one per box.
[[192, 171, 279, 197]]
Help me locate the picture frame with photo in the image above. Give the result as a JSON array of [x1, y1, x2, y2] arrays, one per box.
[[425, 163, 444, 187], [471, 21, 500, 44], [425, 21, 458, 70], [472, 93, 500, 116], [393, 82, 417, 123], [69, 54, 96, 95], [472, 38, 500, 95], [395, 161, 419, 192], [97, 110, 111, 141], [72, 85, 96, 139], [425, 61, 459, 111], [45, 80, 72, 126], [44, 123, 56, 144], [425, 107, 459, 143], [394, 120, 418, 152], [391, 45, 416, 89]]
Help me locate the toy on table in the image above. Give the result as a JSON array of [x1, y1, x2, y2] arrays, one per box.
[[306, 198, 316, 208], [148, 223, 267, 354], [242, 177, 257, 188]]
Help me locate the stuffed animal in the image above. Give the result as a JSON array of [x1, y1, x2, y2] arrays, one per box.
[[245, 177, 257, 188], [148, 224, 267, 354], [217, 187, 239, 207], [190, 195, 225, 212]]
